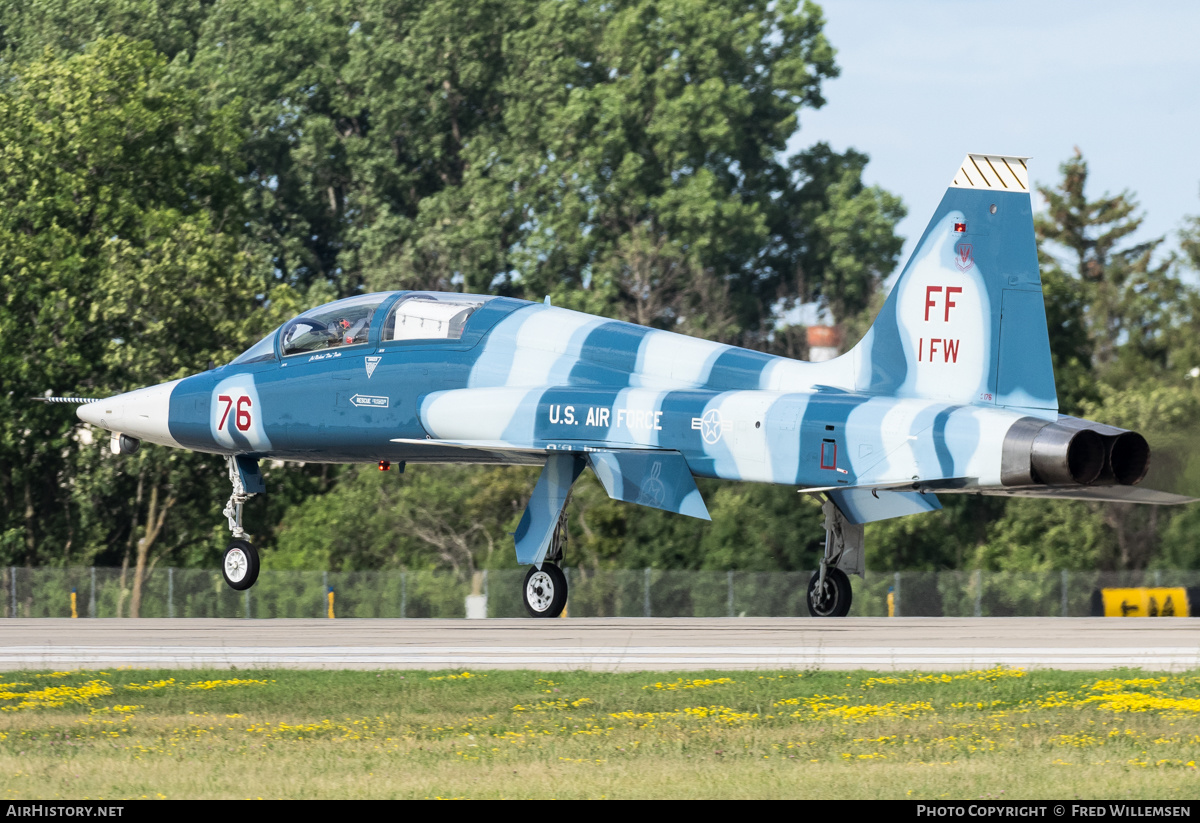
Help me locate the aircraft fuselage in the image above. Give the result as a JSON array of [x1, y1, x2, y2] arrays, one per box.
[[90, 296, 1031, 493]]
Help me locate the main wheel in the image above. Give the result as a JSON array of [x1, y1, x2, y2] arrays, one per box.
[[807, 568, 852, 617], [523, 563, 567, 618], [222, 539, 260, 591]]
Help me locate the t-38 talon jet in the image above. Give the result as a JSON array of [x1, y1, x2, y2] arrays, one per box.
[[74, 154, 1193, 617]]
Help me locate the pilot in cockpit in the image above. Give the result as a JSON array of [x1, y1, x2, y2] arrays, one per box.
[[339, 313, 371, 346]]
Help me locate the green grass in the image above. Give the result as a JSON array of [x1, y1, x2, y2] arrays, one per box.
[[1, 667, 1198, 799]]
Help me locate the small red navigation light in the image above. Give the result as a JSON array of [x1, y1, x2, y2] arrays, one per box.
[[379, 460, 391, 471], [953, 222, 967, 233]]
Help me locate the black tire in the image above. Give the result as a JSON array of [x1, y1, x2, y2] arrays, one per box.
[[523, 563, 568, 618], [807, 568, 852, 617], [222, 539, 260, 591]]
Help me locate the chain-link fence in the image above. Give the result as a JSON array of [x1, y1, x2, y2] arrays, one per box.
[[3, 566, 1199, 618]]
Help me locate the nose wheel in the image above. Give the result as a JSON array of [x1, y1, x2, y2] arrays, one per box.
[[523, 563, 567, 618], [222, 539, 260, 591]]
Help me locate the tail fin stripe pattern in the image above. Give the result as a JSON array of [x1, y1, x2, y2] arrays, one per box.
[[951, 153, 1030, 191]]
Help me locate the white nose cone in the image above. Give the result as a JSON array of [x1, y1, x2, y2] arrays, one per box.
[[75, 380, 184, 449], [76, 400, 108, 429]]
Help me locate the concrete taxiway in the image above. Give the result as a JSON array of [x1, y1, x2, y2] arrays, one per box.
[[1, 618, 1197, 671]]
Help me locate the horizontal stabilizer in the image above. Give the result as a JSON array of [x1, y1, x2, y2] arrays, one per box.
[[826, 488, 942, 525], [969, 485, 1198, 505], [588, 450, 710, 520]]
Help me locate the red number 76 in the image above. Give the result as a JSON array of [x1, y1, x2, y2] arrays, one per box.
[[217, 395, 253, 432]]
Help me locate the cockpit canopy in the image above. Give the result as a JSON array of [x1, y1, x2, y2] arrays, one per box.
[[280, 293, 384, 357], [230, 291, 496, 364], [383, 297, 478, 341]]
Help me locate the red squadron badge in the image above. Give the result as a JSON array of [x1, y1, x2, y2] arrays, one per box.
[[954, 242, 974, 272]]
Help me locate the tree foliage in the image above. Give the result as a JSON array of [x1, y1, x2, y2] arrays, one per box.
[[5, 2, 1200, 581], [0, 37, 249, 574]]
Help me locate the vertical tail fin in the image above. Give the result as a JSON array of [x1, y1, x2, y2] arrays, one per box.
[[851, 154, 1058, 413]]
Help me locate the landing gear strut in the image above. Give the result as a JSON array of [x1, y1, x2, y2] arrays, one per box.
[[523, 508, 569, 617], [806, 495, 863, 617], [221, 456, 263, 590]]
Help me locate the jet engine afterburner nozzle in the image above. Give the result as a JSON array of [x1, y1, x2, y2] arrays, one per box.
[[1030, 425, 1105, 486], [1001, 416, 1151, 488], [1108, 430, 1150, 486]]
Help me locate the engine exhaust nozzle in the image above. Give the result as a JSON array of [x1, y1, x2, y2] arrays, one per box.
[[1002, 416, 1151, 488]]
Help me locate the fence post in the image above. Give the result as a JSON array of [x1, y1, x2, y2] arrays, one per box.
[[1061, 570, 1069, 617], [400, 571, 407, 619], [973, 569, 982, 617], [244, 588, 251, 619], [893, 571, 901, 617], [322, 571, 328, 619], [168, 568, 174, 619], [89, 567, 96, 618], [727, 570, 734, 617], [643, 568, 651, 618], [10, 567, 15, 618]]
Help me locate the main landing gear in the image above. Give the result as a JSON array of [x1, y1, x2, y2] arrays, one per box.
[[807, 567, 851, 618], [806, 495, 863, 617], [523, 509, 569, 617], [221, 456, 263, 590]]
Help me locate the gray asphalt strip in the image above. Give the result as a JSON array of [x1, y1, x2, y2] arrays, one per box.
[[2, 618, 1197, 671]]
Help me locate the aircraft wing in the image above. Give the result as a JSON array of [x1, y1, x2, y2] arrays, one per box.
[[389, 436, 660, 456], [393, 437, 710, 521], [390, 437, 555, 457]]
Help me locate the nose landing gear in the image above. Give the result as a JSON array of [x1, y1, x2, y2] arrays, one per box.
[[221, 456, 264, 590]]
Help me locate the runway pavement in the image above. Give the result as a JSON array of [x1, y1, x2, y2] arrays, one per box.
[[1, 618, 1198, 671]]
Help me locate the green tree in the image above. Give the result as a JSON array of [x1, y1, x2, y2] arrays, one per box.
[[1036, 149, 1180, 377], [0, 38, 264, 597], [0, 3, 911, 577]]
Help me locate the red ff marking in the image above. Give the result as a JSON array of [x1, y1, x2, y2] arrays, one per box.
[[924, 286, 942, 321], [925, 285, 963, 321], [217, 395, 253, 432], [944, 286, 962, 321]]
